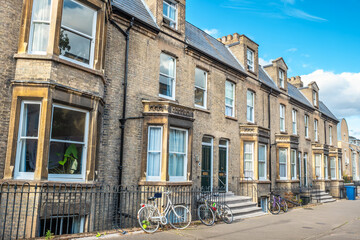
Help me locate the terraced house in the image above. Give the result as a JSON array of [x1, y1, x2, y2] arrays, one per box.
[[0, 0, 346, 238]]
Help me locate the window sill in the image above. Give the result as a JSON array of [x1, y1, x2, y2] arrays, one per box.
[[138, 180, 193, 186], [280, 131, 288, 134], [276, 179, 300, 183], [225, 116, 238, 122], [158, 95, 177, 102], [305, 138, 311, 141], [162, 22, 182, 35], [194, 107, 210, 114], [14, 53, 105, 83]]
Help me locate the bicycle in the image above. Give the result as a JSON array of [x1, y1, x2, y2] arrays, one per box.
[[197, 193, 233, 226], [137, 191, 192, 233], [268, 192, 288, 214]]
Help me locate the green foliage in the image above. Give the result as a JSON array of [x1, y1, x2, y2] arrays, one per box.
[[59, 29, 71, 54], [96, 232, 101, 237], [52, 144, 79, 174], [343, 174, 352, 183], [45, 230, 54, 240]]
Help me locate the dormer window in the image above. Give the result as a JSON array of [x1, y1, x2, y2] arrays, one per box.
[[313, 90, 317, 106], [247, 48, 254, 71], [163, 0, 177, 29], [279, 69, 285, 88]]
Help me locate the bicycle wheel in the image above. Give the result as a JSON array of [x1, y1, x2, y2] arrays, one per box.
[[197, 204, 215, 226], [168, 205, 192, 229], [280, 198, 288, 212], [267, 200, 280, 214], [219, 203, 233, 224], [138, 206, 160, 233]]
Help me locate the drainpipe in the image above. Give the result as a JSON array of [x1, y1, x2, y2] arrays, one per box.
[[110, 17, 134, 186], [268, 89, 273, 186]]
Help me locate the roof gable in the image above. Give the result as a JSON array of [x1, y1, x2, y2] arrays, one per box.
[[273, 57, 288, 70]]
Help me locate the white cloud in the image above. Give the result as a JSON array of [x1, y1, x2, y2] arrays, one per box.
[[259, 58, 273, 66], [348, 116, 360, 139], [301, 70, 360, 136], [286, 48, 298, 52], [283, 7, 327, 21], [204, 29, 220, 38]]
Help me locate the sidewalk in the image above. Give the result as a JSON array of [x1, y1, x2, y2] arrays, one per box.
[[77, 200, 360, 240]]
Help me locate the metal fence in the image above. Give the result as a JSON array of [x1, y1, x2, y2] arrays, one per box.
[[0, 183, 225, 240]]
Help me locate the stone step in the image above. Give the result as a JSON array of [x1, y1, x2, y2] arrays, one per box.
[[231, 206, 264, 217], [233, 211, 267, 221], [313, 195, 333, 200], [224, 196, 253, 204], [226, 201, 258, 210], [320, 198, 336, 203]]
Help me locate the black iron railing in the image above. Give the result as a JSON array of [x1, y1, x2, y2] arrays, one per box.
[[0, 182, 225, 239]]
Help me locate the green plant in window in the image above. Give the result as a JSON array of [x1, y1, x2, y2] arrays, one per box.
[[53, 144, 79, 174], [59, 29, 71, 54], [45, 230, 54, 240]]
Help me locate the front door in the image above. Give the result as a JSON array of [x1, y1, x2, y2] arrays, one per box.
[[201, 137, 213, 191], [218, 140, 228, 192]]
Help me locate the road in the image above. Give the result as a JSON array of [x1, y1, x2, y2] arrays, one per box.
[[79, 200, 360, 240]]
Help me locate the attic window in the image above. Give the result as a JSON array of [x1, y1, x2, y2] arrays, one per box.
[[313, 90, 317, 106], [163, 0, 177, 29], [247, 48, 254, 71], [279, 69, 285, 88]]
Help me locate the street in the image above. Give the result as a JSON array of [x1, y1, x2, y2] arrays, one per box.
[[80, 200, 360, 240]]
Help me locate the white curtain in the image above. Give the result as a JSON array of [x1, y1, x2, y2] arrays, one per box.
[[147, 127, 162, 177], [279, 149, 287, 178], [169, 129, 186, 177], [244, 143, 253, 178], [31, 0, 51, 52], [258, 145, 266, 178]]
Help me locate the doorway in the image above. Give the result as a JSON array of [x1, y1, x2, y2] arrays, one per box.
[[201, 137, 213, 191]]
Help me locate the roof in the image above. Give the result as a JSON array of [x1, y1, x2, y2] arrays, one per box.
[[185, 22, 246, 74], [111, 0, 159, 30], [258, 66, 279, 90], [319, 101, 338, 122], [287, 83, 314, 109]]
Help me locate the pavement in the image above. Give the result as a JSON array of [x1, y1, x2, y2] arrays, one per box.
[[77, 200, 360, 240]]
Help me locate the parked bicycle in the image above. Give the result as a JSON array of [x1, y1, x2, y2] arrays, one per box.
[[268, 192, 288, 214], [197, 193, 233, 226], [137, 191, 192, 233]]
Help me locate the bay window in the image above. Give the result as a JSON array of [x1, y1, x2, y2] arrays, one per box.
[[29, 0, 52, 54], [14, 101, 41, 179], [280, 104, 285, 132], [258, 144, 267, 180], [48, 104, 89, 180], [163, 0, 177, 29], [244, 142, 254, 178], [225, 81, 235, 117], [324, 155, 328, 179], [315, 154, 321, 179], [194, 68, 207, 108], [146, 126, 163, 181], [330, 157, 336, 179], [169, 128, 188, 181], [279, 148, 287, 180], [59, 0, 97, 67], [291, 149, 297, 180], [159, 53, 176, 99], [247, 90, 254, 123]]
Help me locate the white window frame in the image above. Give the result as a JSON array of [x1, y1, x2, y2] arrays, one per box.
[[258, 144, 267, 180], [247, 90, 255, 123], [168, 127, 188, 182], [159, 53, 176, 100], [291, 149, 297, 180], [330, 157, 336, 180], [244, 142, 254, 179], [304, 115, 309, 138], [14, 101, 42, 180], [313, 91, 317, 106], [324, 155, 328, 179], [59, 0, 97, 68], [279, 69, 285, 88], [28, 0, 52, 55], [279, 148, 287, 180], [48, 104, 89, 182], [329, 126, 333, 145], [163, 0, 177, 29], [315, 154, 322, 179], [194, 68, 207, 109], [146, 126, 163, 181], [314, 119, 318, 141], [280, 104, 285, 132], [225, 80, 235, 117], [247, 48, 254, 71], [219, 140, 229, 192], [292, 109, 297, 135]]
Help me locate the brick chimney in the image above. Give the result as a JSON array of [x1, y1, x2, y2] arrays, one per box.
[[287, 75, 303, 88]]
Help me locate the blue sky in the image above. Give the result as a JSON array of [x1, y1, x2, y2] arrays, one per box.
[[186, 0, 360, 139]]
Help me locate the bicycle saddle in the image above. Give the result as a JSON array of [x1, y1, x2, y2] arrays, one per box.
[[148, 196, 156, 201]]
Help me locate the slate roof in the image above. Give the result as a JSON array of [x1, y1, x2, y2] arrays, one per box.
[[287, 83, 314, 109], [319, 101, 338, 122], [258, 66, 279, 90], [111, 0, 159, 30], [185, 22, 246, 74]]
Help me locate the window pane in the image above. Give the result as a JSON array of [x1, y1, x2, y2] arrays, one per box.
[[148, 127, 162, 151], [225, 81, 234, 99], [169, 129, 186, 153], [195, 68, 206, 88], [159, 75, 173, 97], [148, 152, 160, 177], [160, 54, 175, 77], [195, 88, 205, 106], [32, 0, 51, 21], [51, 107, 86, 142], [202, 137, 212, 144], [247, 91, 253, 106], [48, 142, 83, 174], [247, 106, 253, 122], [59, 29, 91, 64], [169, 129, 187, 178], [21, 103, 40, 137], [279, 149, 286, 163], [18, 139, 37, 173], [225, 106, 233, 116], [169, 153, 184, 177], [61, 0, 95, 36], [31, 23, 50, 52], [259, 162, 265, 178], [219, 140, 227, 146], [280, 164, 286, 177], [163, 2, 169, 16]]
